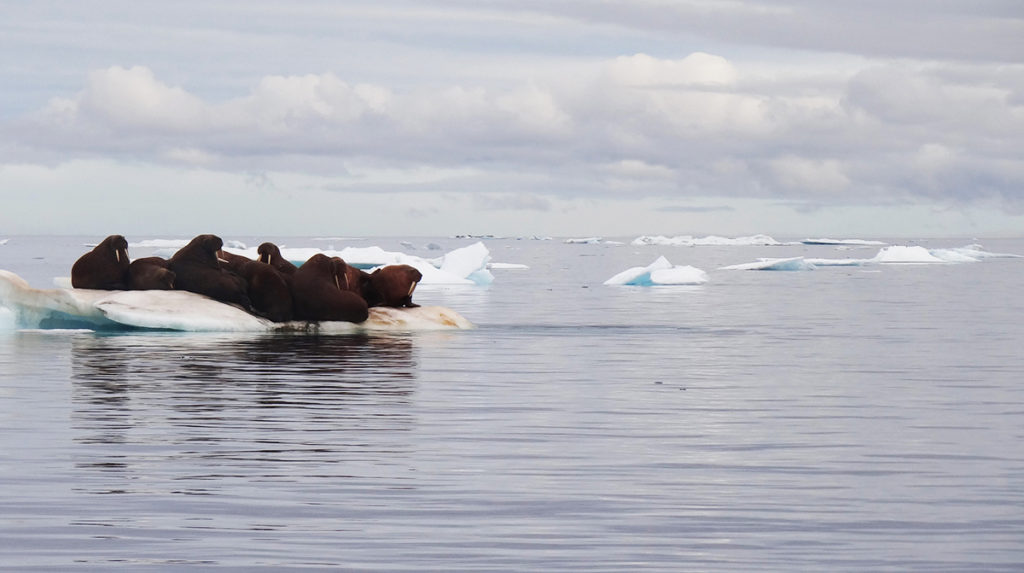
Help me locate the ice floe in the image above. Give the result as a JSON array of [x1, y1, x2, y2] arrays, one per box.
[[129, 238, 190, 249], [0, 270, 473, 333], [723, 244, 1022, 270], [604, 256, 708, 286], [720, 257, 817, 271], [632, 234, 788, 246], [801, 238, 887, 246]]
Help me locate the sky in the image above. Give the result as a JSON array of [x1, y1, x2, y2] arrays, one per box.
[[2, 0, 1023, 238]]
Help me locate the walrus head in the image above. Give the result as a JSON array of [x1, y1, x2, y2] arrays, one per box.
[[103, 234, 129, 264], [257, 242, 280, 265]]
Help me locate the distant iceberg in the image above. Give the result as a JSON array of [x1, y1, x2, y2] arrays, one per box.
[[129, 239, 190, 249], [801, 238, 887, 246], [632, 234, 787, 246], [871, 245, 948, 263], [720, 257, 817, 271], [722, 243, 1021, 269], [605, 256, 708, 286], [0, 239, 8, 246], [565, 237, 604, 244], [929, 244, 1023, 261]]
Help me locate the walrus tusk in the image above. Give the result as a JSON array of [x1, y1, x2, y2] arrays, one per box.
[[334, 275, 341, 291], [115, 249, 120, 262], [408, 281, 417, 296]]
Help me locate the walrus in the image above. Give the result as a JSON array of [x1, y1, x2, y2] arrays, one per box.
[[71, 234, 130, 290], [330, 256, 371, 296], [127, 256, 175, 290], [218, 249, 293, 323], [291, 253, 369, 323], [365, 264, 422, 308], [168, 234, 253, 310], [257, 242, 298, 275]]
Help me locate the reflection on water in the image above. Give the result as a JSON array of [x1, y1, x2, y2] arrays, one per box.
[[69, 333, 420, 496]]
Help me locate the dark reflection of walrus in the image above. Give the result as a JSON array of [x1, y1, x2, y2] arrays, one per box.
[[168, 234, 253, 310], [291, 254, 369, 323], [218, 250, 293, 323], [365, 264, 423, 308], [257, 242, 298, 275], [71, 234, 130, 290], [127, 256, 175, 290]]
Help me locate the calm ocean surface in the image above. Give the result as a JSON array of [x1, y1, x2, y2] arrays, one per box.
[[2, 235, 1023, 571]]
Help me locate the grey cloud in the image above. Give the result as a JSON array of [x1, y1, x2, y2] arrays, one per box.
[[3, 1, 1024, 218]]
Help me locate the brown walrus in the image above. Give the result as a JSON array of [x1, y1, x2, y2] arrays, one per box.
[[168, 234, 253, 310], [257, 242, 298, 275], [127, 256, 175, 290], [291, 253, 369, 323], [71, 235, 130, 290], [365, 264, 422, 308], [218, 249, 293, 322]]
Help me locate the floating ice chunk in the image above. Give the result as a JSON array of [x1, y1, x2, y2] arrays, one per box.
[[930, 244, 1023, 262], [0, 270, 473, 332], [801, 238, 887, 246], [632, 234, 786, 246], [720, 257, 816, 271], [489, 262, 530, 270], [438, 242, 494, 285], [649, 266, 709, 284], [565, 237, 603, 244], [0, 239, 8, 245], [130, 239, 189, 249], [872, 246, 946, 263], [604, 256, 673, 285], [0, 305, 13, 330], [605, 256, 708, 286], [804, 257, 870, 267]]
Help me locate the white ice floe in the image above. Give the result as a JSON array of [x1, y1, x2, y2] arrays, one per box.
[[724, 243, 1022, 269], [604, 256, 708, 286], [720, 257, 817, 271], [488, 262, 530, 270], [871, 245, 947, 263], [0, 239, 8, 246], [565, 237, 603, 244], [632, 234, 787, 246], [129, 239, 190, 249], [801, 238, 887, 246], [0, 270, 473, 332]]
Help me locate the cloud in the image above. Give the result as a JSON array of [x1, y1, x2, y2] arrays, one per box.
[[604, 52, 738, 88], [9, 54, 1024, 210]]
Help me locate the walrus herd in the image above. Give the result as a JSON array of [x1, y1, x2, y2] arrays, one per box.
[[70, 234, 422, 323]]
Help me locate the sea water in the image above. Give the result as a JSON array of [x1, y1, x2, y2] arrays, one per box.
[[1, 235, 1023, 571]]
